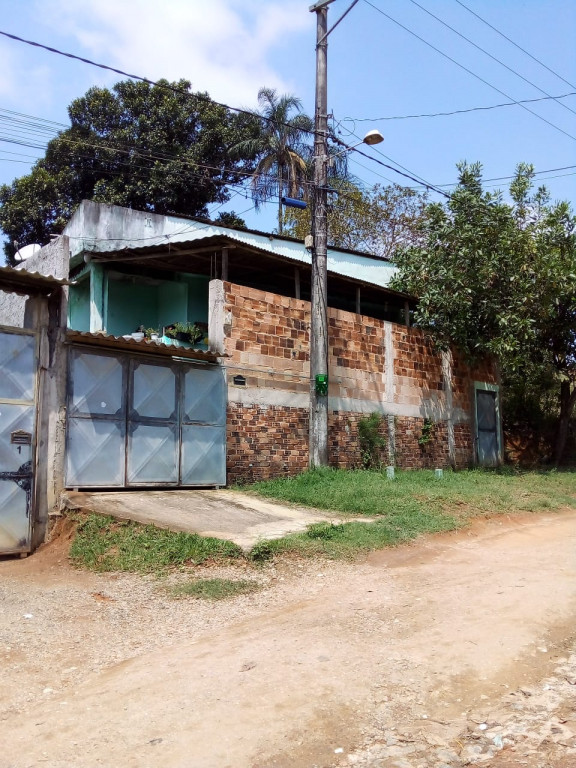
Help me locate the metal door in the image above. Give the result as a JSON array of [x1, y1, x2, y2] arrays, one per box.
[[0, 329, 37, 553], [66, 349, 126, 486], [66, 348, 226, 487], [127, 360, 179, 485], [181, 365, 226, 485], [476, 389, 500, 466]]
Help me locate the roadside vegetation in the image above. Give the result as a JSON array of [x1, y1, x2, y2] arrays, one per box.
[[166, 578, 261, 601], [68, 513, 243, 573], [66, 468, 576, 576]]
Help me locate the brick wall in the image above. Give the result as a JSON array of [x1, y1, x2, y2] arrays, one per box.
[[219, 281, 498, 483]]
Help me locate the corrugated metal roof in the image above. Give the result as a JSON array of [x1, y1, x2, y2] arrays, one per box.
[[0, 265, 69, 296], [66, 203, 397, 290], [66, 330, 223, 361]]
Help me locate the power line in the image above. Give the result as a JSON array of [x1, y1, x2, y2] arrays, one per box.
[[0, 28, 318, 140], [362, 0, 576, 143], [408, 0, 576, 117], [453, 0, 576, 91], [433, 164, 576, 188], [341, 91, 576, 123]]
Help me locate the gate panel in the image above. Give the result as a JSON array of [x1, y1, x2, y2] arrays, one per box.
[[127, 423, 179, 484], [66, 350, 126, 487], [66, 348, 226, 488], [66, 419, 126, 486], [181, 366, 226, 486], [181, 425, 226, 486], [127, 361, 178, 486], [0, 331, 36, 553]]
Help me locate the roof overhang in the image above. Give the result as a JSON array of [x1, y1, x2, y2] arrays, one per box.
[[66, 330, 224, 363], [0, 266, 69, 297]]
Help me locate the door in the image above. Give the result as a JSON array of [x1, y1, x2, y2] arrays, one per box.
[[66, 347, 226, 487], [475, 388, 500, 466], [0, 329, 37, 554]]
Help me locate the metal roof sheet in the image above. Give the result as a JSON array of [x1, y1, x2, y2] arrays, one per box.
[[65, 203, 397, 290], [0, 265, 69, 296], [66, 330, 223, 362]]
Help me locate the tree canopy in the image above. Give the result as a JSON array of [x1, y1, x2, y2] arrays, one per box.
[[0, 79, 259, 262], [230, 87, 313, 234], [391, 162, 576, 463], [284, 181, 428, 258]]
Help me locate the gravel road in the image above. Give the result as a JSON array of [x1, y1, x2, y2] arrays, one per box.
[[1, 511, 576, 768]]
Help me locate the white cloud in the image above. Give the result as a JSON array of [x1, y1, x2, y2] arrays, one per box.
[[38, 0, 313, 107]]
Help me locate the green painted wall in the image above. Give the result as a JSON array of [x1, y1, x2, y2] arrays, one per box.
[[68, 278, 90, 332], [67, 268, 209, 336], [183, 274, 209, 325]]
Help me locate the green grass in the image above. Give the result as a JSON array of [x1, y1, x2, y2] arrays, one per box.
[[69, 514, 243, 572], [243, 467, 576, 560], [67, 469, 576, 572], [246, 466, 576, 519], [166, 578, 261, 600]]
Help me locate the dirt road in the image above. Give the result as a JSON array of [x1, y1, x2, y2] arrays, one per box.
[[1, 511, 576, 768]]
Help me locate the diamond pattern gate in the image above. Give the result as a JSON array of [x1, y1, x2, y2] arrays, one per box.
[[0, 329, 37, 554], [66, 348, 226, 488]]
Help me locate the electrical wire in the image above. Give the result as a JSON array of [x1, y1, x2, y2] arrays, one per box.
[[408, 0, 576, 117], [362, 0, 576, 143], [340, 91, 576, 123], [453, 0, 576, 91], [0, 28, 319, 140]]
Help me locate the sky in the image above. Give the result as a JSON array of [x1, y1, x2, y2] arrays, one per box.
[[0, 0, 574, 241]]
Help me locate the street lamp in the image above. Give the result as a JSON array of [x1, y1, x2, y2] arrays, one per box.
[[308, 0, 383, 468]]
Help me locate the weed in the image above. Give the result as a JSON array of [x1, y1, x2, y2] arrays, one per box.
[[69, 514, 243, 573], [167, 578, 260, 600], [358, 412, 386, 469]]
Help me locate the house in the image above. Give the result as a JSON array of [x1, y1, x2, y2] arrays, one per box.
[[0, 200, 501, 553]]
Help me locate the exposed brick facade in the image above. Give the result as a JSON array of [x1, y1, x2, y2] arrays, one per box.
[[220, 281, 498, 483]]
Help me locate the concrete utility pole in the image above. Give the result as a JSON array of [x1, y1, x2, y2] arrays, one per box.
[[308, 0, 333, 468]]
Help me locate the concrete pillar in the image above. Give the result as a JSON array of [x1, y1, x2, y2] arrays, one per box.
[[442, 349, 456, 468], [89, 262, 106, 332]]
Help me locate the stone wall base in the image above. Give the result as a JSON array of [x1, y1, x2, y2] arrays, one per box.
[[227, 404, 474, 483]]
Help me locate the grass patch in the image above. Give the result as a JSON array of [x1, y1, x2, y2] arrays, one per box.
[[166, 578, 260, 600], [250, 510, 458, 561], [244, 467, 576, 560], [69, 514, 243, 573], [246, 466, 576, 520]]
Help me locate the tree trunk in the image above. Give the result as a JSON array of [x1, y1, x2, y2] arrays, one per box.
[[554, 379, 576, 467], [277, 164, 284, 235]]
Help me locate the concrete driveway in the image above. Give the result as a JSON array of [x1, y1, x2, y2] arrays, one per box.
[[60, 488, 343, 550]]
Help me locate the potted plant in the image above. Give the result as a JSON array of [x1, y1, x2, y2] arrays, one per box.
[[165, 322, 203, 344]]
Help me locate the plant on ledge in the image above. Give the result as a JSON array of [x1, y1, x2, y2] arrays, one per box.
[[165, 322, 204, 344]]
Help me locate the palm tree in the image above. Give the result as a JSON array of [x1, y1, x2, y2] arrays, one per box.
[[232, 88, 313, 235]]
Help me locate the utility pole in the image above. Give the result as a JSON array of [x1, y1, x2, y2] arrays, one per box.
[[308, 0, 333, 467]]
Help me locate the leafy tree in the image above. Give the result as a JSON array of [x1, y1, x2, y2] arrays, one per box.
[[284, 181, 428, 257], [213, 211, 247, 229], [0, 79, 259, 263], [231, 87, 313, 235], [392, 161, 576, 464]]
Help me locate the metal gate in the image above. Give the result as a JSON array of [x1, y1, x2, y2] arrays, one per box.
[[0, 329, 37, 554], [475, 388, 500, 466], [65, 348, 226, 488]]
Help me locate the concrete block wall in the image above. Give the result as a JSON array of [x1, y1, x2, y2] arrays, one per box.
[[0, 237, 70, 328], [215, 280, 497, 482]]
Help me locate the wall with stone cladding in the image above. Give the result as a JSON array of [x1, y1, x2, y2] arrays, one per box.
[[220, 281, 498, 481], [227, 403, 309, 484]]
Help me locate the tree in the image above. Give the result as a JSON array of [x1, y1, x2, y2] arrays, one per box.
[[284, 181, 428, 257], [231, 87, 313, 235], [0, 79, 259, 263], [391, 161, 576, 464]]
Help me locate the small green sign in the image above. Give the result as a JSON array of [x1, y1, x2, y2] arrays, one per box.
[[315, 373, 328, 396]]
